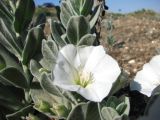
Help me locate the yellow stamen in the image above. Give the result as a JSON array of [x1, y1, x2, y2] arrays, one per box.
[[74, 69, 94, 88]]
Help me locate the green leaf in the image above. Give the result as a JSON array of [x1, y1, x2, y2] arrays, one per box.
[[80, 0, 94, 16], [0, 83, 24, 104], [101, 107, 120, 120], [106, 96, 121, 109], [30, 88, 66, 119], [105, 96, 130, 116], [66, 16, 90, 44], [30, 88, 60, 106], [30, 59, 42, 80], [89, 5, 101, 29], [69, 0, 93, 16], [40, 73, 62, 97], [6, 105, 33, 120], [14, 0, 35, 33], [0, 67, 29, 89], [0, 83, 25, 112], [68, 0, 81, 15], [121, 96, 130, 115], [67, 102, 101, 120], [0, 55, 6, 70], [51, 20, 66, 47], [0, 0, 13, 24], [116, 103, 127, 115], [0, 44, 21, 71], [0, 99, 23, 112], [41, 39, 58, 70], [109, 71, 129, 96], [60, 1, 74, 28], [0, 19, 22, 59], [22, 27, 45, 65], [78, 34, 96, 46]]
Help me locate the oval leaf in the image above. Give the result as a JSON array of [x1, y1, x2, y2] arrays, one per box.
[[22, 27, 45, 65], [67, 102, 100, 120], [14, 0, 35, 33], [60, 1, 73, 28], [101, 107, 119, 120], [78, 34, 96, 46], [81, 0, 94, 16], [0, 67, 28, 89], [66, 16, 90, 44], [51, 20, 66, 47], [30, 59, 42, 80], [40, 73, 62, 97]]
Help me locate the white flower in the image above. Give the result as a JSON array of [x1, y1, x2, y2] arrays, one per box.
[[52, 44, 121, 102], [130, 55, 160, 97]]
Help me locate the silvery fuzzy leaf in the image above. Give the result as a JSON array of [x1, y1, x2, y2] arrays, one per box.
[[0, 44, 21, 71], [30, 87, 70, 119], [6, 105, 33, 120], [40, 39, 58, 71], [80, 0, 94, 16], [89, 5, 101, 29], [30, 59, 42, 80], [109, 71, 129, 96], [78, 34, 96, 46], [14, 0, 35, 33], [67, 102, 101, 120], [0, 0, 13, 24], [51, 20, 66, 47], [40, 72, 62, 97], [0, 19, 22, 59], [66, 16, 90, 45], [0, 67, 29, 89], [22, 27, 45, 65], [101, 107, 120, 120], [60, 1, 74, 28]]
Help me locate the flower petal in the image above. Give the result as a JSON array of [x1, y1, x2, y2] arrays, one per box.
[[77, 82, 109, 102], [77, 54, 121, 102], [92, 54, 121, 82], [60, 44, 80, 68], [83, 46, 106, 72], [77, 46, 94, 67], [52, 45, 121, 102], [149, 55, 160, 77], [130, 55, 160, 96], [53, 51, 80, 91]]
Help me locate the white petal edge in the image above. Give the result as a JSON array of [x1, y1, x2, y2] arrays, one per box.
[[77, 53, 121, 102], [130, 55, 160, 96], [83, 46, 106, 72]]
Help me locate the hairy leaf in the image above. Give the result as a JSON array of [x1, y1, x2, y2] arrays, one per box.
[[14, 0, 35, 33], [66, 16, 90, 44]]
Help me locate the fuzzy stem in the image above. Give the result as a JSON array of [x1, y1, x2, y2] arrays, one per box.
[[98, 103, 103, 120]]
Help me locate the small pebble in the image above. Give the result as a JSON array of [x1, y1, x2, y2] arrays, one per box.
[[128, 60, 135, 64]]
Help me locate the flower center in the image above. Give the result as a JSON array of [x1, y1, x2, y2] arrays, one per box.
[[74, 70, 94, 88]]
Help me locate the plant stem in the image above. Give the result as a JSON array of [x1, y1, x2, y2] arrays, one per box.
[[98, 103, 103, 120]]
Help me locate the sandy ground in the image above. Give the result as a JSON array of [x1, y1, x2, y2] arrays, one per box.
[[100, 11, 160, 78]]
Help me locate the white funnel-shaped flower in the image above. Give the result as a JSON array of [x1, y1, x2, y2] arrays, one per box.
[[52, 44, 121, 102]]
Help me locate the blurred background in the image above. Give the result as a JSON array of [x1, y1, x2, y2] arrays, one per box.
[[34, 0, 160, 13], [33, 0, 160, 77]]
